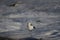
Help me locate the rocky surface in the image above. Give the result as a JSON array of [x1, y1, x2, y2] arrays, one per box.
[[0, 0, 60, 40]]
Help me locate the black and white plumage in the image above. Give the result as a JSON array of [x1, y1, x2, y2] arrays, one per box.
[[27, 23, 35, 31]]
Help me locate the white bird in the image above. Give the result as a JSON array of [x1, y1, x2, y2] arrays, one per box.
[[27, 22, 35, 31]]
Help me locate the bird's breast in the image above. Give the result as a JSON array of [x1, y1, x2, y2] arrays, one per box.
[[28, 26, 33, 30]]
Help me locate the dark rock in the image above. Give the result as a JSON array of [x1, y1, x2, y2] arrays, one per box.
[[0, 37, 14, 40], [19, 37, 38, 40], [8, 3, 16, 7], [36, 20, 41, 23]]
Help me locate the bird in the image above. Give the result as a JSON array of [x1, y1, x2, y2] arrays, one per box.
[[27, 22, 36, 37], [27, 22, 36, 31]]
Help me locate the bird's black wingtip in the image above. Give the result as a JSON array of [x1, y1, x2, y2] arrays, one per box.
[[33, 26, 36, 29]]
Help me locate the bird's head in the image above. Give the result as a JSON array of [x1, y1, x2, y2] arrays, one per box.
[[28, 23, 33, 26]]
